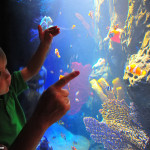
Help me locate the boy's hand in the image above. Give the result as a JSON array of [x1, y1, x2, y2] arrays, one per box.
[[32, 71, 80, 129], [38, 25, 60, 45]]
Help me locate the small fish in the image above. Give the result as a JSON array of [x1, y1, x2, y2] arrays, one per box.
[[75, 98, 79, 102], [68, 82, 70, 90], [99, 109, 103, 113], [60, 69, 63, 73], [96, 115, 99, 119], [67, 64, 69, 68], [88, 11, 94, 19], [57, 120, 64, 125], [75, 90, 79, 96], [50, 70, 54, 74], [55, 48, 61, 58], [106, 86, 112, 91], [72, 146, 77, 150], [126, 64, 147, 76], [72, 25, 76, 29], [59, 75, 64, 80]]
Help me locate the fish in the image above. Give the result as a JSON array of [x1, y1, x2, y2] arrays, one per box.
[[60, 69, 63, 73], [55, 48, 61, 58], [109, 28, 123, 43], [88, 11, 94, 19], [59, 75, 64, 80], [72, 146, 77, 150], [126, 64, 147, 76], [75, 90, 80, 96], [72, 25, 76, 29], [106, 86, 112, 91], [57, 120, 64, 125], [75, 98, 79, 102]]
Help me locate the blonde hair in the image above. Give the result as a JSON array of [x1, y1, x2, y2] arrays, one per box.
[[0, 47, 6, 61]]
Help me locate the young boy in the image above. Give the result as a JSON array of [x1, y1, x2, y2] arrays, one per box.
[[0, 25, 60, 148]]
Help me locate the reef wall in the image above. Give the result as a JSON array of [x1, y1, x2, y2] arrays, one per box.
[[94, 0, 128, 79], [121, 0, 150, 132]]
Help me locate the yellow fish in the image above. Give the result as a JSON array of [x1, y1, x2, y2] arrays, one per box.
[[59, 75, 64, 80], [55, 48, 61, 58], [88, 11, 94, 19], [72, 25, 76, 29]]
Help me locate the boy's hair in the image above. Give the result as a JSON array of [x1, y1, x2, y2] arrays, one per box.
[[0, 47, 6, 61]]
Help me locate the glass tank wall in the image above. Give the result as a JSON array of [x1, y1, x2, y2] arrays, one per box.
[[1, 0, 150, 149]]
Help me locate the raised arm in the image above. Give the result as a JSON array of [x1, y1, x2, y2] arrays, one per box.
[[21, 25, 60, 82], [9, 71, 80, 150]]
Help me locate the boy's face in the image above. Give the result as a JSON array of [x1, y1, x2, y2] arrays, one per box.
[[0, 58, 11, 95]]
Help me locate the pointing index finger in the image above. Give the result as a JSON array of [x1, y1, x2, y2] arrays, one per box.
[[54, 71, 80, 89]]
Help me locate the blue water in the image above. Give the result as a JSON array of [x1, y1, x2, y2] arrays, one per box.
[[7, 0, 150, 149]]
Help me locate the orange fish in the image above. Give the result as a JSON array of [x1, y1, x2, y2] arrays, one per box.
[[126, 64, 147, 76], [55, 48, 61, 58], [88, 11, 94, 19], [72, 146, 77, 150], [72, 25, 76, 29], [59, 75, 64, 80]]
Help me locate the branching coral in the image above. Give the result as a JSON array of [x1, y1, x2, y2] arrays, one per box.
[[85, 77, 149, 149]]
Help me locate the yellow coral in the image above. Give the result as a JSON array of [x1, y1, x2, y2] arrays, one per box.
[[90, 79, 108, 102], [112, 78, 125, 100], [98, 78, 115, 99]]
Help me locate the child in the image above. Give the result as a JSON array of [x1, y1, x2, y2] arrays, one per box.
[[0, 25, 60, 148]]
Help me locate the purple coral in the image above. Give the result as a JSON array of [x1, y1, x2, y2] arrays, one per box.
[[64, 62, 92, 115], [83, 117, 132, 150]]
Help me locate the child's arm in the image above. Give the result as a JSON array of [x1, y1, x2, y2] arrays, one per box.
[[21, 25, 60, 82]]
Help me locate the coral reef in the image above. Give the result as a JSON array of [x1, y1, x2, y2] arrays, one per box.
[[121, 0, 150, 54], [83, 117, 133, 150], [85, 77, 149, 149], [89, 58, 110, 81], [123, 16, 150, 131], [90, 77, 124, 102]]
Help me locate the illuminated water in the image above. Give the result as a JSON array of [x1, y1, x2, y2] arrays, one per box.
[[1, 0, 150, 150]]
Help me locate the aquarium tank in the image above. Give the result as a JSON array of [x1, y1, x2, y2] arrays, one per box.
[[1, 0, 150, 149]]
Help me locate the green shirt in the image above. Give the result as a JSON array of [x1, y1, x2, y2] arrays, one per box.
[[0, 71, 28, 148]]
